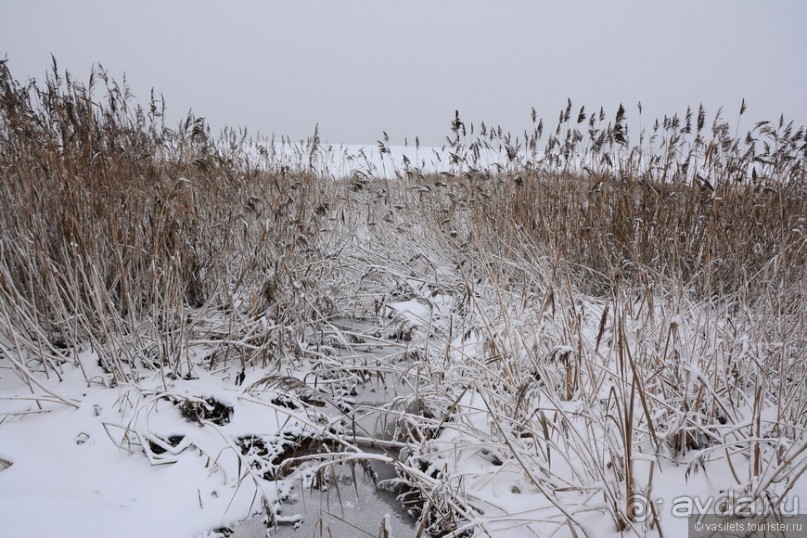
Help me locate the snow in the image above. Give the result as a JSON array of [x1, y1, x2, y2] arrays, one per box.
[[240, 139, 532, 180], [0, 365, 282, 537]]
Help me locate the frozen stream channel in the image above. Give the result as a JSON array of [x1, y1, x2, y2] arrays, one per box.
[[230, 320, 426, 537]]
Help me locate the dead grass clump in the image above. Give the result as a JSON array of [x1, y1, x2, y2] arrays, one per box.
[[175, 397, 233, 426]]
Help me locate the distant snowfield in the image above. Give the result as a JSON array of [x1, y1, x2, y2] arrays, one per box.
[[241, 139, 526, 179], [239, 136, 724, 183]]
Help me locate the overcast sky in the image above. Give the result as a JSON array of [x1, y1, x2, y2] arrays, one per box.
[[2, 1, 806, 146]]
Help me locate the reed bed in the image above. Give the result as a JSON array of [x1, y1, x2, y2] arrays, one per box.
[[1, 60, 805, 536]]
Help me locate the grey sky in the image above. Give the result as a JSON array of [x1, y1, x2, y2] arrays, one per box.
[[2, 1, 805, 146]]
